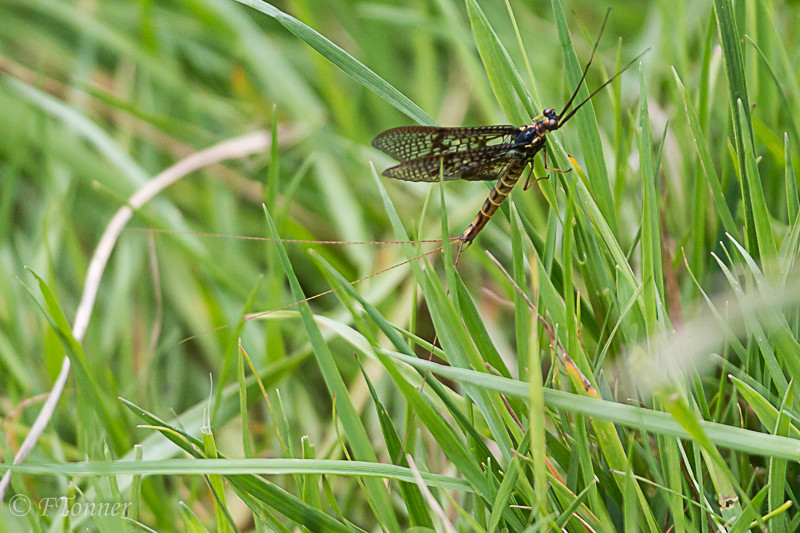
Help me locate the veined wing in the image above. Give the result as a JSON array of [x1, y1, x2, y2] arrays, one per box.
[[381, 144, 523, 183], [372, 125, 519, 162]]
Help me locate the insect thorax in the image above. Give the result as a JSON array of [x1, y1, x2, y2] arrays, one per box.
[[513, 126, 543, 148]]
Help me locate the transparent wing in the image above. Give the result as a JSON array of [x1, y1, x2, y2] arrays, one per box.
[[381, 145, 524, 183], [371, 125, 519, 162]]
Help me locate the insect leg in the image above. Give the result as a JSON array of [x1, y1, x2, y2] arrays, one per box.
[[541, 145, 571, 174], [522, 162, 536, 191], [454, 237, 471, 267], [522, 146, 564, 190]]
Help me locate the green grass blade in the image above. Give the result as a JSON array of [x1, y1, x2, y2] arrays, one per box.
[[551, 0, 617, 235], [767, 381, 793, 533], [378, 350, 800, 461], [454, 275, 511, 378], [672, 68, 739, 237], [746, 37, 800, 157], [510, 204, 531, 378], [118, 398, 354, 533], [736, 100, 778, 273], [22, 269, 127, 452], [355, 358, 434, 528], [308, 250, 527, 529], [638, 65, 664, 340], [713, 0, 757, 252], [262, 206, 402, 533], [465, 0, 531, 124], [713, 0, 751, 120], [731, 378, 800, 441], [235, 0, 436, 126], [785, 133, 799, 223]]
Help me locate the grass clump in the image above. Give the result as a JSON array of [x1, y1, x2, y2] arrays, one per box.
[[2, 0, 800, 531]]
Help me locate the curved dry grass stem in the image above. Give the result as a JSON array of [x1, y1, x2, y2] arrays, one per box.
[[0, 131, 272, 499]]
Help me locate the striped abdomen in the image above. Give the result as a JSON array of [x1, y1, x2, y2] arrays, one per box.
[[459, 156, 529, 244]]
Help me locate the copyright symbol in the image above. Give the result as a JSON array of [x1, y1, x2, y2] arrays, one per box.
[[8, 494, 31, 516]]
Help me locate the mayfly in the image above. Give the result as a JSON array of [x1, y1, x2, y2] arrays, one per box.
[[372, 11, 645, 262]]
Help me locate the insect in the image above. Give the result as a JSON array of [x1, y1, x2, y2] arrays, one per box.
[[372, 11, 645, 263]]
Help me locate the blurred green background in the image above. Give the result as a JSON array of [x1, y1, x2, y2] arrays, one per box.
[[4, 0, 800, 530], [0, 0, 658, 413]]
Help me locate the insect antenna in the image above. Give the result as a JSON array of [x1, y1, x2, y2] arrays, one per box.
[[557, 7, 612, 120], [558, 48, 649, 127]]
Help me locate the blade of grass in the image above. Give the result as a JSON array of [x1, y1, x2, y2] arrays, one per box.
[[22, 269, 126, 451], [118, 398, 354, 533], [510, 204, 531, 379], [235, 0, 436, 126], [638, 65, 664, 341], [377, 350, 800, 462], [736, 100, 778, 272], [262, 205, 402, 533], [308, 249, 527, 530], [767, 381, 794, 533], [368, 165, 519, 466], [465, 0, 531, 124], [785, 133, 799, 224], [355, 358, 434, 528], [551, 0, 617, 235], [672, 68, 739, 237], [713, 0, 756, 253]]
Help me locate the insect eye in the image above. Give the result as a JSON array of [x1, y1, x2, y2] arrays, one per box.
[[549, 119, 557, 127]]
